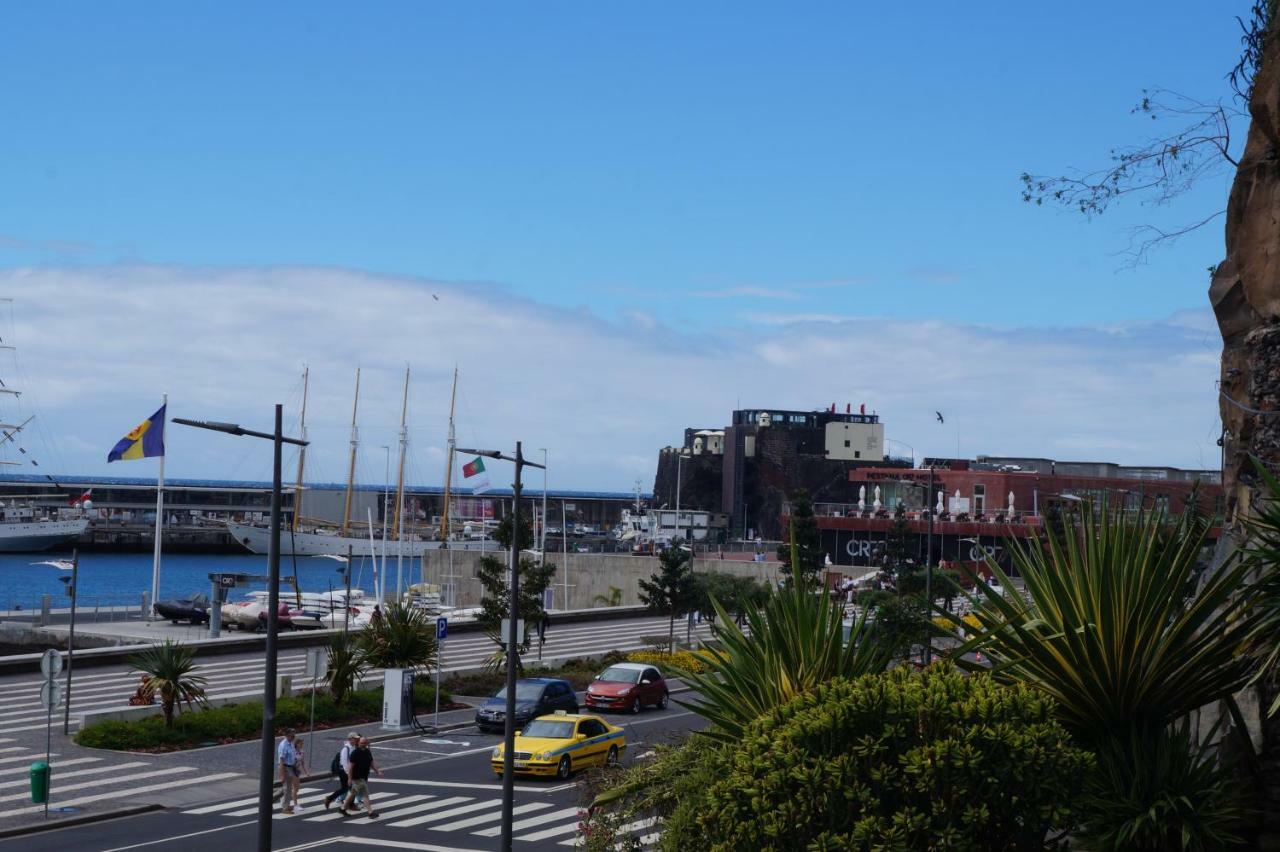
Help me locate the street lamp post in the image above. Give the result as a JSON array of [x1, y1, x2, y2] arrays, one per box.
[[174, 409, 307, 852], [675, 452, 683, 543], [456, 442, 544, 852], [924, 464, 935, 665]]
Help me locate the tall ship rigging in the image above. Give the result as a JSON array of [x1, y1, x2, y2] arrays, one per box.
[[225, 366, 496, 556], [0, 301, 89, 551]]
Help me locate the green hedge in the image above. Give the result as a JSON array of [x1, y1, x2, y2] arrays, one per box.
[[442, 651, 629, 696], [75, 681, 449, 752], [668, 666, 1093, 851]]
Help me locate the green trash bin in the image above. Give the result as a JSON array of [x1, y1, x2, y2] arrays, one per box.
[[30, 761, 49, 804]]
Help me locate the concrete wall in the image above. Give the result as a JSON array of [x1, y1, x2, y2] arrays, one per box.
[[418, 550, 783, 611]]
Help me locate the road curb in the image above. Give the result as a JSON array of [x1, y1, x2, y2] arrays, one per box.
[[0, 803, 164, 840], [0, 605, 650, 674]]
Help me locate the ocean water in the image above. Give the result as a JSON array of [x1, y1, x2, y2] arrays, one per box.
[[0, 550, 404, 612]]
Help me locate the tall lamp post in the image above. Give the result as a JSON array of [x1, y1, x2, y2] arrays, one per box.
[[457, 442, 543, 852], [174, 408, 307, 852], [924, 464, 935, 664], [675, 451, 684, 542]]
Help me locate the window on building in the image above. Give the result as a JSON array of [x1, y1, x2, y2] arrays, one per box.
[[973, 484, 986, 514], [854, 451, 861, 458], [844, 439, 851, 447]]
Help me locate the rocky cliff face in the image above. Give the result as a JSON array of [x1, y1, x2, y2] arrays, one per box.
[[1211, 27, 1280, 517], [1209, 27, 1280, 847]]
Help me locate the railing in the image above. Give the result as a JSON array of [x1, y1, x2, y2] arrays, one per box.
[[1, 592, 151, 624], [802, 502, 1037, 524]]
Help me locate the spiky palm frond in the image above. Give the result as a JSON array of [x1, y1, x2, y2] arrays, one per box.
[[945, 501, 1270, 740], [130, 640, 208, 728], [677, 582, 892, 742], [357, 602, 438, 671], [326, 632, 367, 706]]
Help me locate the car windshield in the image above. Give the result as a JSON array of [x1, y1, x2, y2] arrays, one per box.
[[597, 666, 641, 684], [495, 682, 546, 701], [520, 720, 575, 738]]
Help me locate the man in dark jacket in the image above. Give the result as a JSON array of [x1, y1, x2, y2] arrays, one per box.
[[339, 736, 381, 818]]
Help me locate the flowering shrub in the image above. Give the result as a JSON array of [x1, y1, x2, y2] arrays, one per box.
[[625, 649, 721, 675], [576, 806, 642, 852]]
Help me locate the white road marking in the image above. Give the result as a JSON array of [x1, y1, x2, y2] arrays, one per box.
[[303, 794, 433, 822], [388, 798, 497, 828], [474, 805, 582, 837], [98, 819, 258, 852], [0, 760, 147, 790], [374, 776, 545, 792], [0, 765, 193, 804], [435, 801, 552, 831], [5, 770, 240, 817]]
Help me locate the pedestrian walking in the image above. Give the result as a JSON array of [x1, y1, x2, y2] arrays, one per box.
[[340, 736, 382, 819], [289, 737, 309, 811], [324, 732, 360, 810], [276, 729, 301, 815]]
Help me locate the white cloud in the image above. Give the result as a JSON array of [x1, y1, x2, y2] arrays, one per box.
[[0, 265, 1224, 491]]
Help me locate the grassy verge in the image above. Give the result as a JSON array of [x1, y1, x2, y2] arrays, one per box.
[[74, 681, 453, 752], [442, 651, 631, 696]]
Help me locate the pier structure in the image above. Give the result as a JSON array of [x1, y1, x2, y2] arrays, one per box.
[[0, 474, 647, 553]]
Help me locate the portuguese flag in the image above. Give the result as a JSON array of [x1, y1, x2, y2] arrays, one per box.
[[463, 456, 491, 494]]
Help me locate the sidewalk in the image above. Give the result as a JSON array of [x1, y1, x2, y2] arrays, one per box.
[[0, 702, 482, 838]]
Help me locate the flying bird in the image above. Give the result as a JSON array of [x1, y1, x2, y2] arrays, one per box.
[[935, 411, 945, 424], [432, 294, 439, 301]]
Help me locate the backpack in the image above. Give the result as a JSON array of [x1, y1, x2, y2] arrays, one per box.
[[330, 749, 343, 775]]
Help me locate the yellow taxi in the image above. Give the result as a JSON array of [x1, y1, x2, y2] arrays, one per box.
[[490, 711, 626, 780]]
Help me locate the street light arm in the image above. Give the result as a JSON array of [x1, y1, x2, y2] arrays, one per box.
[[455, 446, 545, 470], [174, 417, 309, 447]]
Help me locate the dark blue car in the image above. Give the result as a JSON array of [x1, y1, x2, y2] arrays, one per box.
[[474, 677, 579, 733]]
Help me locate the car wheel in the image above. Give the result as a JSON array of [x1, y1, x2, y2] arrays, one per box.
[[606, 746, 619, 768], [658, 692, 669, 710], [556, 755, 572, 780], [630, 696, 641, 715]]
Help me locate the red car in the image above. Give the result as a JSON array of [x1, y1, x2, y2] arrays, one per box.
[[585, 662, 669, 713]]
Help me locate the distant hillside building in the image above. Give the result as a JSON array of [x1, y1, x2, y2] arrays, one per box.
[[655, 404, 896, 540], [654, 405, 1221, 545]]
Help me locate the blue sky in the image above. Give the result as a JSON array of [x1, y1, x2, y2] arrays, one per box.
[[0, 4, 1242, 487]]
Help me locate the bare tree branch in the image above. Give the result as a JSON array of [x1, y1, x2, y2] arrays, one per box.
[[1116, 209, 1227, 268], [1020, 90, 1244, 219]]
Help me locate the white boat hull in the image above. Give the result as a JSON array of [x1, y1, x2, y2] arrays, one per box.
[[0, 518, 88, 552], [226, 521, 500, 557]]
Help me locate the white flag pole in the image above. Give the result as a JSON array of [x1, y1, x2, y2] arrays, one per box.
[[149, 393, 167, 620]]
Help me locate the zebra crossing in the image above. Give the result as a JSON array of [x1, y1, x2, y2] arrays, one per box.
[[181, 782, 659, 847], [0, 738, 239, 820], [0, 614, 713, 733]]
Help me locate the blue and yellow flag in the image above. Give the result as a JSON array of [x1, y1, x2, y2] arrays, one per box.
[[107, 404, 166, 462]]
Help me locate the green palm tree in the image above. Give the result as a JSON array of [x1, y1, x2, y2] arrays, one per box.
[[130, 640, 208, 728], [357, 601, 438, 670], [945, 500, 1274, 849], [677, 580, 891, 743], [948, 501, 1269, 739], [326, 632, 367, 706]]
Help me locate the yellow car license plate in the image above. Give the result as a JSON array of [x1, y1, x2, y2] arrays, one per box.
[[513, 760, 528, 768]]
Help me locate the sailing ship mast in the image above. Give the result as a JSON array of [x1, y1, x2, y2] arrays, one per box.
[[439, 367, 458, 542], [340, 368, 361, 536], [291, 365, 309, 534], [391, 365, 409, 540]]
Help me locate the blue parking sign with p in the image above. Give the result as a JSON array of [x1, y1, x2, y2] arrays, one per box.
[[436, 617, 448, 639]]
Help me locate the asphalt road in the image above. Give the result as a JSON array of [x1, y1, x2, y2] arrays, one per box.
[[3, 701, 705, 851], [0, 612, 716, 845]]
